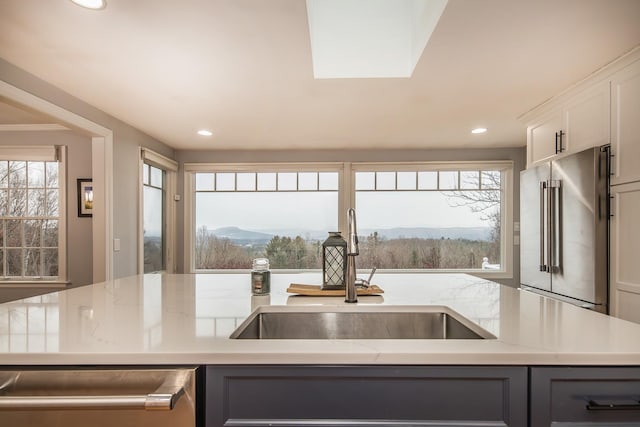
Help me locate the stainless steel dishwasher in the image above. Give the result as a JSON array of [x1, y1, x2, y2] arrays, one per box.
[[0, 367, 197, 426]]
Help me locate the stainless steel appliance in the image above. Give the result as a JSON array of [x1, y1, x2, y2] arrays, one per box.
[[520, 145, 610, 313], [0, 368, 197, 426]]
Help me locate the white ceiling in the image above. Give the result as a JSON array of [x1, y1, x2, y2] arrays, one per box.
[[0, 0, 639, 151]]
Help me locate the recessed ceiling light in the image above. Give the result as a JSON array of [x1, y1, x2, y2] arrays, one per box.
[[70, 0, 106, 10], [471, 128, 487, 134], [197, 130, 213, 136]]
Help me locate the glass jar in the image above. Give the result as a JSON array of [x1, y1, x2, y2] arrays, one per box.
[[251, 258, 271, 295]]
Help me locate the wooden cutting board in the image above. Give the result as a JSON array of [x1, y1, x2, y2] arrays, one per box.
[[287, 283, 384, 296]]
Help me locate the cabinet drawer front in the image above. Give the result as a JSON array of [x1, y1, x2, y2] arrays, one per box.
[[531, 367, 640, 425], [206, 366, 527, 427]]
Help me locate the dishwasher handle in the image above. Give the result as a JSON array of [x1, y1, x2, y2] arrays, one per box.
[[0, 369, 190, 411], [0, 392, 182, 411]]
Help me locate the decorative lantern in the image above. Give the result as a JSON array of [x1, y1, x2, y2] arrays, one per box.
[[322, 231, 347, 290]]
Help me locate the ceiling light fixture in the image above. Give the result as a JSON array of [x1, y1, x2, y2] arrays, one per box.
[[197, 130, 213, 136], [471, 128, 487, 134], [70, 0, 106, 10]]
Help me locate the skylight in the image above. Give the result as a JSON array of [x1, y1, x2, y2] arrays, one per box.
[[306, 0, 448, 79]]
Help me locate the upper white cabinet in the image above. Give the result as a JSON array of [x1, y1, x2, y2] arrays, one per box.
[[563, 80, 611, 155], [527, 108, 563, 164], [610, 58, 640, 186], [525, 81, 610, 167]]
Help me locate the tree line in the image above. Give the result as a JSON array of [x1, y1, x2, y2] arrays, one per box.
[[194, 226, 499, 270]]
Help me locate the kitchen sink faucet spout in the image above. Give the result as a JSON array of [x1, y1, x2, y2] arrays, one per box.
[[345, 208, 359, 303]]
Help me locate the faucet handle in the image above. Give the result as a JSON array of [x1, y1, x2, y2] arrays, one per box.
[[355, 267, 377, 288], [366, 266, 377, 284]]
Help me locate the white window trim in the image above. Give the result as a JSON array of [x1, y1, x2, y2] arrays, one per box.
[[0, 145, 67, 282], [142, 148, 178, 172], [139, 147, 178, 273], [0, 145, 58, 161], [183, 161, 513, 278], [350, 161, 514, 279], [183, 162, 345, 273]]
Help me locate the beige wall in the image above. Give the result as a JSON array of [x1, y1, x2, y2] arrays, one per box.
[[176, 147, 526, 287], [0, 131, 94, 287]]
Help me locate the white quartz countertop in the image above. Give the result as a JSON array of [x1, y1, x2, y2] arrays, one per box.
[[1, 273, 640, 366]]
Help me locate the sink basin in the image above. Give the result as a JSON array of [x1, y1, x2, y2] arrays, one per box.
[[229, 306, 495, 339]]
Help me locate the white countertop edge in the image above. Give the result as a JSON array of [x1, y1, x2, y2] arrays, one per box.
[[2, 351, 640, 366]]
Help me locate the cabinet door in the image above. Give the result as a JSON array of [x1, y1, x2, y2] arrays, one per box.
[[611, 58, 640, 185], [527, 109, 563, 166], [563, 80, 610, 155], [531, 367, 640, 426], [205, 365, 528, 427], [610, 181, 640, 323]]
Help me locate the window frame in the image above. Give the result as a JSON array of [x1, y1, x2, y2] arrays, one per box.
[[0, 145, 67, 283], [183, 162, 346, 273], [138, 148, 178, 274], [350, 161, 513, 279], [183, 161, 513, 279]]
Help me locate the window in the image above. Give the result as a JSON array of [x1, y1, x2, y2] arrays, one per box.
[[143, 163, 165, 273], [187, 164, 342, 270], [354, 164, 508, 271], [139, 148, 178, 273], [184, 161, 512, 276], [0, 146, 65, 280]]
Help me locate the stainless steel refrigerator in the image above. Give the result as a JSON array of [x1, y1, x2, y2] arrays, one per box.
[[520, 145, 610, 313]]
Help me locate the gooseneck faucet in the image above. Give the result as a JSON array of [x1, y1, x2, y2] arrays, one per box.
[[345, 208, 359, 303]]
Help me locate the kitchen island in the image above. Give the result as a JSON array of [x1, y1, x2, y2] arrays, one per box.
[[2, 273, 640, 426], [1, 272, 640, 365]]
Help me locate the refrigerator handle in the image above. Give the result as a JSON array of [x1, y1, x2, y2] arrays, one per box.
[[550, 180, 562, 272], [546, 179, 553, 273], [539, 181, 548, 272]]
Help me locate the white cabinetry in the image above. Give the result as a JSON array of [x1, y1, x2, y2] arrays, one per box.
[[527, 109, 563, 164], [564, 80, 610, 154], [610, 181, 640, 323], [525, 81, 610, 167], [610, 58, 640, 186], [522, 48, 640, 323], [609, 56, 640, 323]]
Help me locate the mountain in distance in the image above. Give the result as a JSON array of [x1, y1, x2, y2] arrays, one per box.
[[208, 226, 492, 244], [256, 228, 330, 241], [209, 227, 330, 245], [360, 227, 492, 242], [210, 226, 274, 244]]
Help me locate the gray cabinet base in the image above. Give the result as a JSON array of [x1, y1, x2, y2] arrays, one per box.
[[205, 365, 527, 427], [531, 367, 640, 425]]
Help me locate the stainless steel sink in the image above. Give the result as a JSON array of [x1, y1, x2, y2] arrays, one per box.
[[229, 306, 495, 339]]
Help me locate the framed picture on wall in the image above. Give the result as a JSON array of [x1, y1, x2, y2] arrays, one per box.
[[77, 178, 93, 217]]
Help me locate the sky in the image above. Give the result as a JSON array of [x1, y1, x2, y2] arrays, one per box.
[[194, 190, 496, 233]]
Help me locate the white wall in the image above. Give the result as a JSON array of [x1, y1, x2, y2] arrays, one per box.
[[0, 130, 93, 287]]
